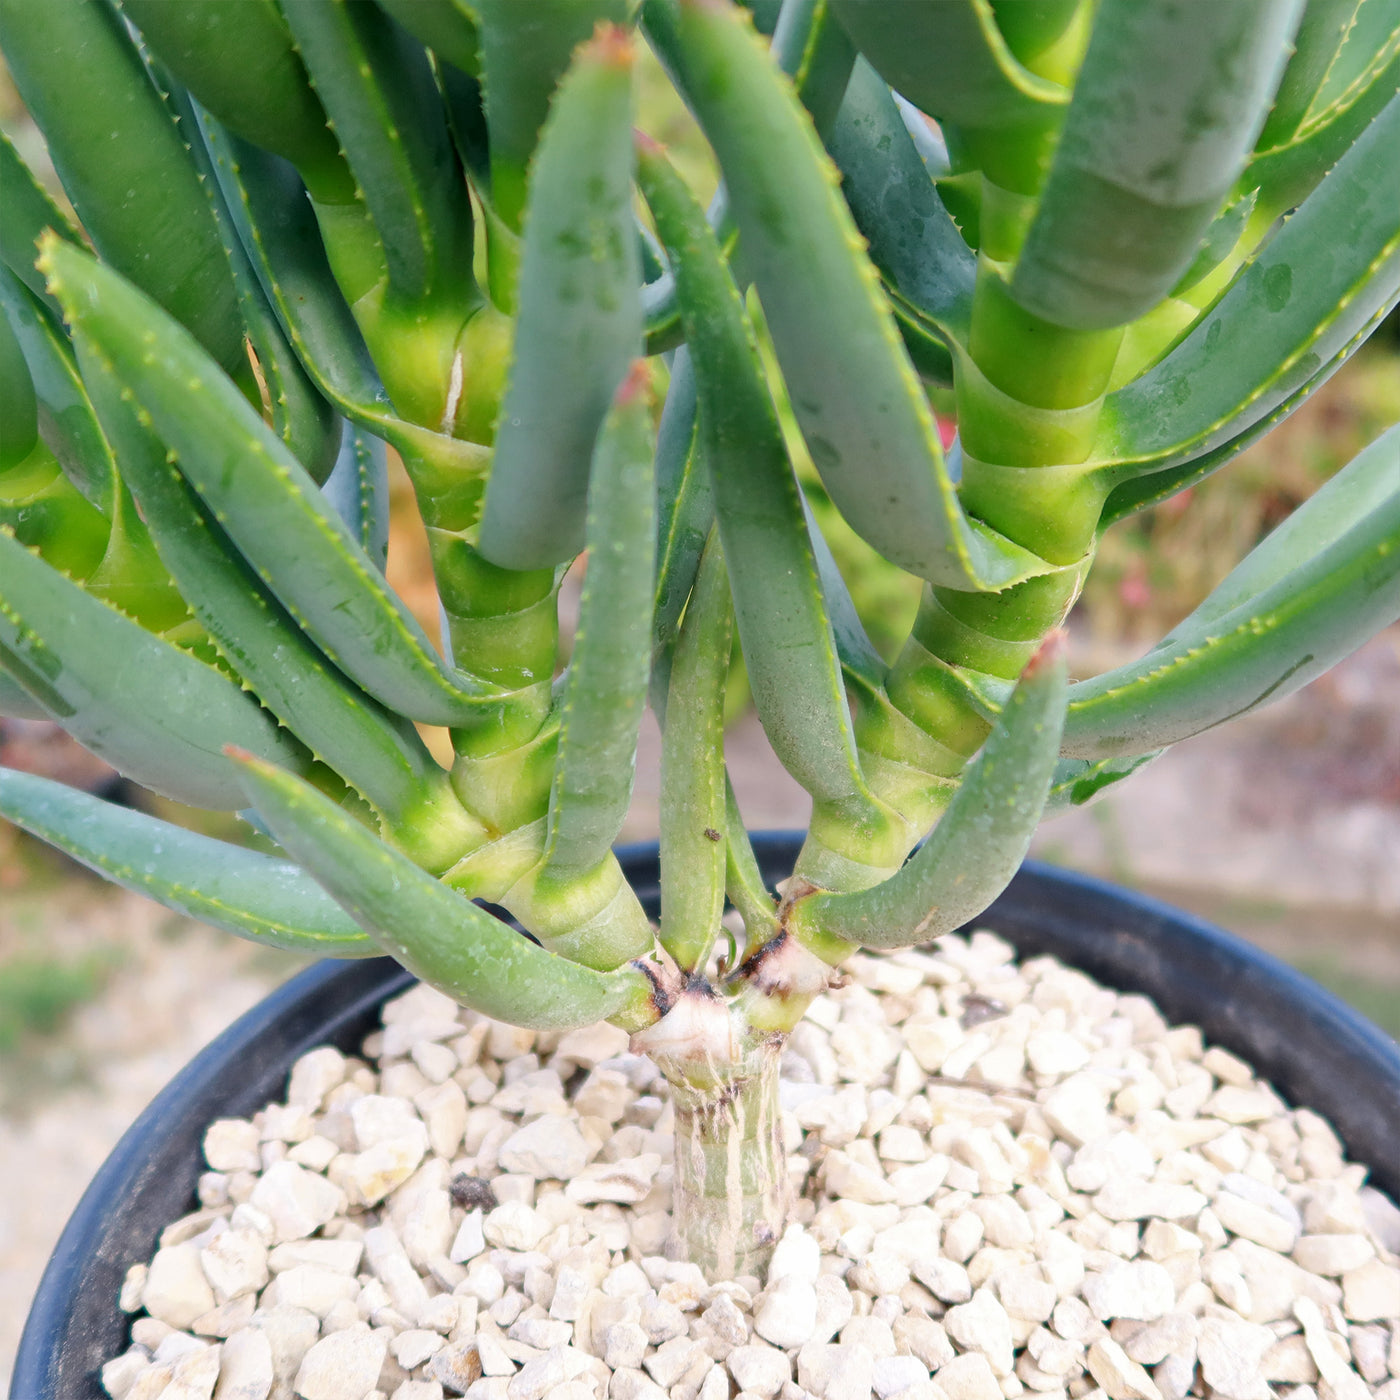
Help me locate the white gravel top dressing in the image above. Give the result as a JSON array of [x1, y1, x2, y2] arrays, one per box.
[[101, 930, 1400, 1400]]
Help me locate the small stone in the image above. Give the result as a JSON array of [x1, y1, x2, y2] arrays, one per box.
[[205, 1121, 262, 1173], [1292, 1235, 1374, 1277], [934, 1354, 1004, 1400], [1341, 1259, 1400, 1322], [1197, 1316, 1275, 1400], [267, 1240, 363, 1275], [812, 1274, 855, 1346], [450, 1210, 487, 1264], [887, 1156, 951, 1207], [483, 1203, 545, 1252], [498, 1117, 591, 1181], [102, 1351, 149, 1400], [1081, 1262, 1175, 1323], [201, 1229, 269, 1304], [393, 1330, 447, 1369], [1027, 1031, 1092, 1078], [770, 1226, 822, 1285], [893, 1315, 955, 1372], [417, 1082, 468, 1160], [287, 1048, 347, 1109], [1120, 1315, 1197, 1368], [753, 1276, 819, 1349], [263, 1265, 359, 1318], [250, 1162, 346, 1243], [840, 1314, 896, 1359], [505, 1343, 573, 1400], [427, 1339, 484, 1394], [1086, 1339, 1161, 1400], [293, 1326, 389, 1400], [162, 1346, 222, 1400], [996, 1266, 1057, 1323], [873, 1355, 930, 1400], [824, 1149, 896, 1205], [1043, 1076, 1111, 1148], [644, 1336, 707, 1390], [728, 1344, 792, 1398], [641, 1292, 689, 1344], [1051, 1298, 1093, 1343], [696, 1293, 750, 1359], [564, 1155, 660, 1204], [348, 1136, 428, 1205], [604, 1323, 649, 1370], [913, 1256, 972, 1305], [1213, 1190, 1299, 1254], [144, 1242, 218, 1329], [1261, 1335, 1320, 1384], [797, 1341, 875, 1400], [392, 1386, 447, 1400], [608, 1369, 667, 1400], [1093, 1180, 1207, 1223], [944, 1289, 1015, 1377], [1204, 1086, 1278, 1123]]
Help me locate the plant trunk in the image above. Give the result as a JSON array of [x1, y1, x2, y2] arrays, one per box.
[[633, 990, 789, 1281], [666, 1033, 787, 1281]]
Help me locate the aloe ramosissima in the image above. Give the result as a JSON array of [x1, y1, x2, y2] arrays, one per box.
[[1, 0, 1398, 1277]]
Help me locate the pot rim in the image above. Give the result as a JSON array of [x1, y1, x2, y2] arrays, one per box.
[[14, 841, 1400, 1400]]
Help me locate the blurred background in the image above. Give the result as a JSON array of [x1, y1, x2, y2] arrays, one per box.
[[2, 43, 1399, 1387]]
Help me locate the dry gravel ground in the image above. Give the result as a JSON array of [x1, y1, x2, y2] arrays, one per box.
[[1, 630, 1397, 1391]]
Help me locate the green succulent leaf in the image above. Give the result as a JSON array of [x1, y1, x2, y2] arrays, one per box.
[[724, 775, 780, 945], [1248, 0, 1400, 214], [825, 58, 976, 364], [0, 291, 37, 471], [0, 134, 83, 314], [796, 634, 1067, 947], [1100, 293, 1392, 523], [0, 668, 48, 720], [472, 0, 632, 231], [279, 0, 476, 306], [478, 26, 641, 570], [649, 0, 1047, 591], [658, 529, 732, 974], [1064, 426, 1400, 758], [1099, 91, 1400, 481], [0, 527, 310, 810], [321, 426, 391, 574], [1011, 0, 1304, 331], [0, 266, 120, 514], [39, 237, 497, 728], [541, 365, 656, 880], [72, 345, 443, 831], [232, 750, 654, 1030], [637, 137, 877, 815], [376, 0, 482, 76], [0, 0, 245, 374], [121, 0, 350, 202], [165, 84, 342, 486], [651, 348, 714, 716], [0, 767, 375, 956], [1042, 749, 1165, 816], [828, 0, 1067, 133]]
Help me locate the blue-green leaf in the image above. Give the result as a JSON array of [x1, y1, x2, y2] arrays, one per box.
[[0, 767, 375, 956]]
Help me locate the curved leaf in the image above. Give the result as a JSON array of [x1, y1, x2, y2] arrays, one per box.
[[0, 262, 120, 514], [636, 138, 877, 814], [321, 426, 391, 574], [1063, 458, 1400, 758], [649, 0, 1047, 590], [1099, 92, 1400, 479], [0, 133, 82, 312], [41, 238, 497, 728], [826, 58, 976, 352], [795, 634, 1067, 946], [828, 0, 1067, 131], [279, 0, 474, 304], [0, 767, 375, 956], [233, 750, 655, 1030], [121, 0, 348, 199], [478, 27, 641, 570], [0, 528, 309, 810], [1012, 0, 1304, 329], [542, 365, 656, 879], [472, 0, 631, 230], [658, 529, 732, 973], [0, 0, 244, 372], [1043, 749, 1164, 817]]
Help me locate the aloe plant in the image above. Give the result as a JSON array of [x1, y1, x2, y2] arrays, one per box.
[[2, 0, 1398, 1280]]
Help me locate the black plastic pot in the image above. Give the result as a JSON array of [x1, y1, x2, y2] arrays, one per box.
[[16, 840, 1400, 1400]]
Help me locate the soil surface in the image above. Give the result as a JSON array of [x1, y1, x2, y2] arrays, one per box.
[[2, 627, 1397, 1389]]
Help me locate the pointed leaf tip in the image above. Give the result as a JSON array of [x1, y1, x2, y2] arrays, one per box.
[[588, 22, 635, 68], [1024, 628, 1068, 677], [615, 359, 652, 407]]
